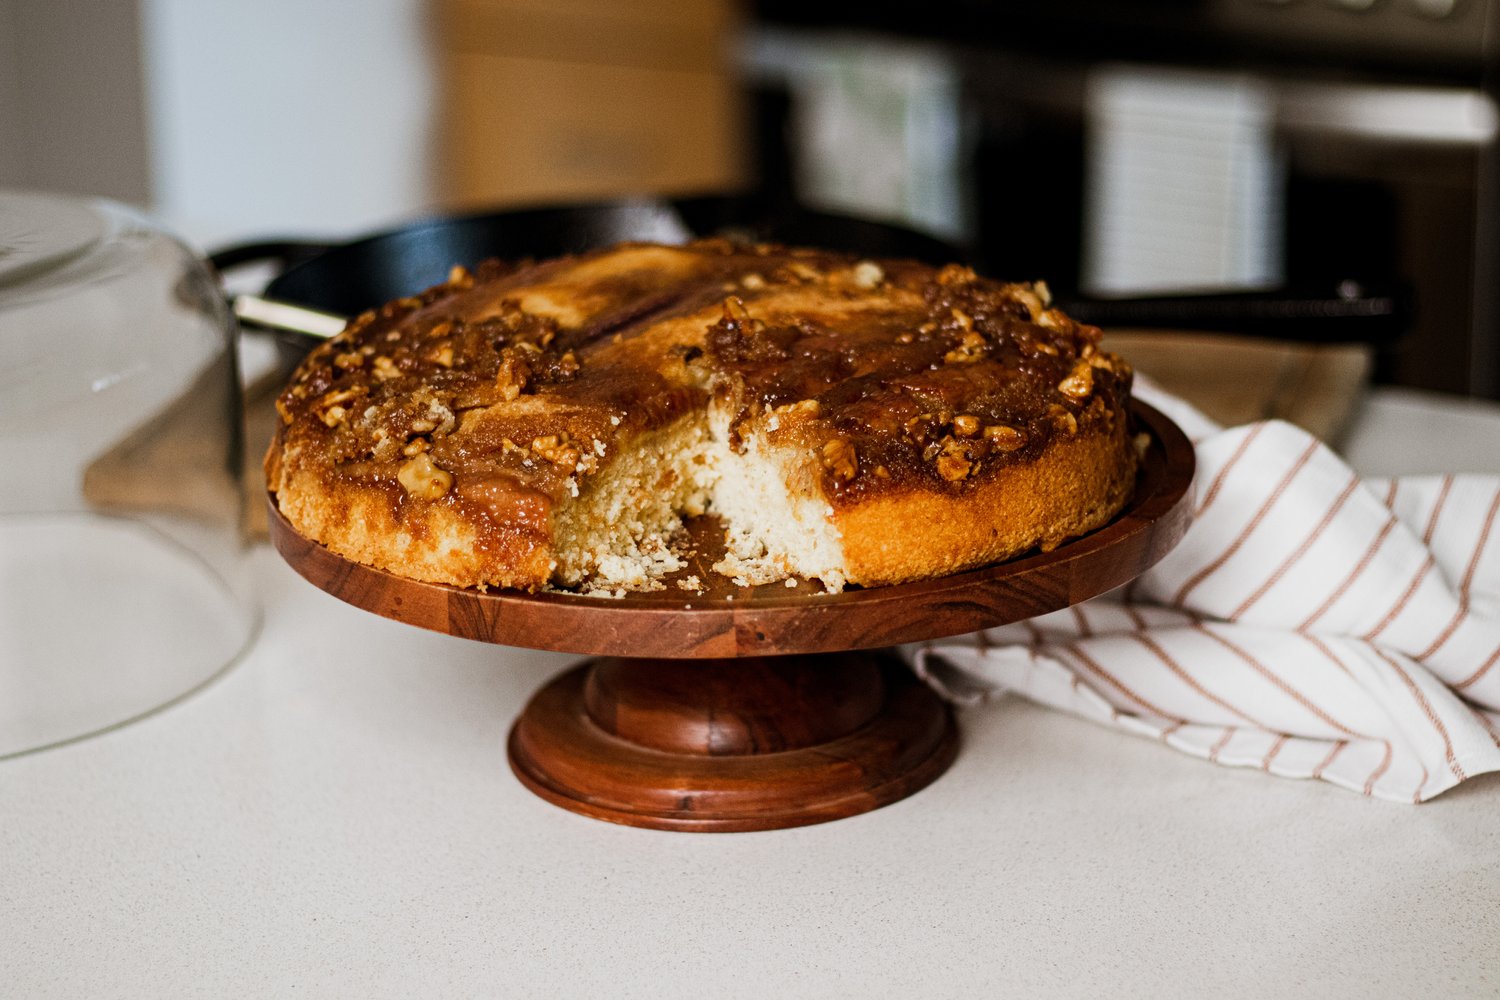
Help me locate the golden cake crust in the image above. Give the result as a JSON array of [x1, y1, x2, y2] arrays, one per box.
[[266, 240, 1137, 592]]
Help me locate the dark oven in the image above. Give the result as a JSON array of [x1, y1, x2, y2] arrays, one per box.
[[747, 0, 1499, 396]]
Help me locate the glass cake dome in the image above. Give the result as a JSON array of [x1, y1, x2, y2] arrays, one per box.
[[0, 190, 257, 757]]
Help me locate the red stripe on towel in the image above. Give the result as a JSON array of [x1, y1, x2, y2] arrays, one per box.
[[1231, 472, 1361, 620], [1173, 439, 1321, 607]]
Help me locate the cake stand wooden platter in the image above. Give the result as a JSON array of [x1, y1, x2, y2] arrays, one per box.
[[268, 400, 1195, 832]]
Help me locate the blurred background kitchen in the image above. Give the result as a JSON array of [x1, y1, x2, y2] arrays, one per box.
[[2, 0, 1495, 397]]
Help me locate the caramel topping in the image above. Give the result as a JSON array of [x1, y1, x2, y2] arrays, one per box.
[[276, 239, 1132, 535], [699, 247, 1130, 496]]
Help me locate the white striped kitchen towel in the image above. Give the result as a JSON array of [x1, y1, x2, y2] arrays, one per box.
[[909, 380, 1500, 802]]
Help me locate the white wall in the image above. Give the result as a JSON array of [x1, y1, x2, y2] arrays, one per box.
[[140, 0, 437, 244]]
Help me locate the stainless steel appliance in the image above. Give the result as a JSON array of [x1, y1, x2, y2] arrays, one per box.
[[749, 0, 1499, 396]]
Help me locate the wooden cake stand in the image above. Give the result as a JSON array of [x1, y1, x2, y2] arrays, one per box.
[[269, 401, 1194, 832]]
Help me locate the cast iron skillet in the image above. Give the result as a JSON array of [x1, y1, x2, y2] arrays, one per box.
[[212, 193, 958, 332], [212, 192, 1408, 351]]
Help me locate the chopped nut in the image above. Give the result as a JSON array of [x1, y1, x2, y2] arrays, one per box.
[[447, 265, 472, 288], [936, 263, 976, 286], [821, 437, 859, 482], [554, 350, 580, 377], [320, 405, 347, 427], [936, 454, 970, 481], [944, 330, 987, 364], [531, 434, 582, 471], [1033, 279, 1053, 306], [414, 398, 454, 437], [773, 399, 822, 419], [851, 260, 884, 289], [333, 351, 363, 370], [1050, 405, 1079, 435], [936, 451, 972, 482], [1058, 360, 1094, 401], [397, 453, 452, 500], [371, 428, 396, 462], [1036, 309, 1069, 332], [317, 387, 361, 409], [495, 350, 531, 401], [983, 425, 1028, 452], [953, 414, 981, 437], [373, 355, 401, 381], [896, 332, 915, 345], [1011, 286, 1045, 321], [723, 296, 751, 324], [402, 438, 428, 457], [741, 272, 766, 290], [950, 307, 974, 332]]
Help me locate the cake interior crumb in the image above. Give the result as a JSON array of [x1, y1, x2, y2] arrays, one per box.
[[549, 401, 849, 596]]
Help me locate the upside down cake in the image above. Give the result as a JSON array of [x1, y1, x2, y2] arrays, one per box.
[[266, 240, 1138, 594]]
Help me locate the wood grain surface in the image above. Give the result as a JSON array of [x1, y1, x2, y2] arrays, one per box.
[[268, 400, 1194, 659], [508, 654, 958, 832]]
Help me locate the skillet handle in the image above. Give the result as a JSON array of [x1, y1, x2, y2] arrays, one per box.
[[208, 240, 346, 342], [231, 294, 347, 340], [207, 239, 336, 274], [1054, 281, 1411, 345]]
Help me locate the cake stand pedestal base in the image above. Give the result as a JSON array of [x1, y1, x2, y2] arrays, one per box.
[[507, 653, 958, 832]]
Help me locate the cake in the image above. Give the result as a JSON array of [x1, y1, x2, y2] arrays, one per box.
[[265, 239, 1137, 594]]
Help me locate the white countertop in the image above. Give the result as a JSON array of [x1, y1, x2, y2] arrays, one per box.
[[6, 386, 1500, 998]]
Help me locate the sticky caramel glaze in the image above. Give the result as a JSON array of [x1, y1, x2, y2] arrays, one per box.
[[270, 238, 1132, 587], [701, 259, 1131, 505], [273, 242, 751, 557]]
